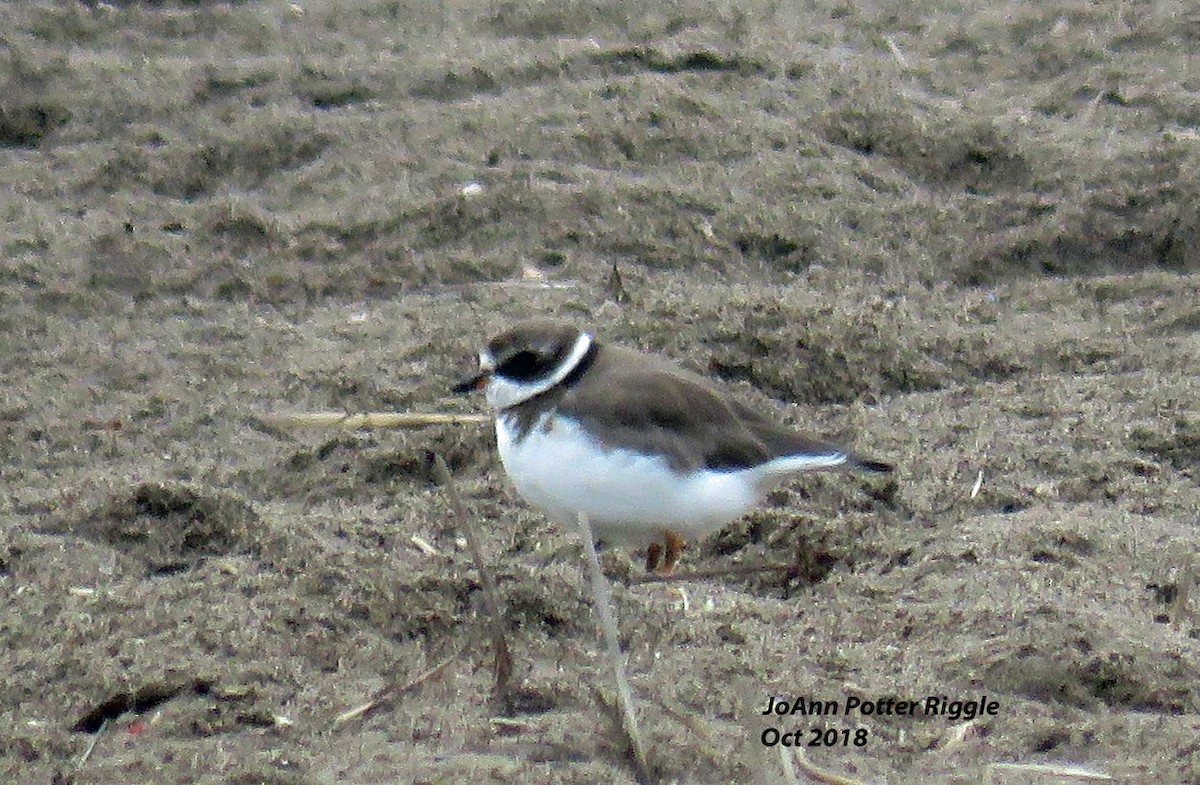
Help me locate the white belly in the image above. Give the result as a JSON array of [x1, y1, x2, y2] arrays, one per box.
[[495, 414, 761, 548]]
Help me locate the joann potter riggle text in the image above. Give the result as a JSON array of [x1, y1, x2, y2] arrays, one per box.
[[762, 695, 1000, 723]]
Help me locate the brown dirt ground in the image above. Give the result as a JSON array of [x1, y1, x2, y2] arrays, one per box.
[[2, 0, 1199, 782]]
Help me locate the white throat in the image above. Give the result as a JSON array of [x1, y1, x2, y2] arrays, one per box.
[[485, 332, 593, 411]]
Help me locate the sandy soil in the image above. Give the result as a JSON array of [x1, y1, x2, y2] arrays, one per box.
[[2, 0, 1198, 782]]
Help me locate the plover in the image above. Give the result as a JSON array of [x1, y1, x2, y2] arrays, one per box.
[[454, 320, 893, 572]]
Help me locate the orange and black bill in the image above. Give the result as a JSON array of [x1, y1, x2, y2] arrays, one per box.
[[452, 372, 489, 394]]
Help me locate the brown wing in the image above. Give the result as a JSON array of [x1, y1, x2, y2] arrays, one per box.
[[557, 346, 853, 473]]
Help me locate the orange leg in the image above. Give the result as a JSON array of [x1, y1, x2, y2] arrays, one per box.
[[645, 531, 687, 573], [659, 530, 686, 574]]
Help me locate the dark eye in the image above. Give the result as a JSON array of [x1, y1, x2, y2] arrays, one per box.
[[498, 350, 543, 381]]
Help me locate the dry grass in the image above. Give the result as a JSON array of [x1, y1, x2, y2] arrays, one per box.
[[2, 0, 1199, 782], [259, 411, 490, 429], [577, 512, 652, 783]]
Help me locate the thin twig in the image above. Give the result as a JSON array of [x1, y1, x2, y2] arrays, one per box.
[[986, 762, 1112, 781], [1078, 88, 1105, 127], [333, 644, 464, 728], [432, 453, 514, 712], [577, 512, 652, 784], [779, 744, 800, 785], [882, 35, 908, 69], [76, 718, 107, 770], [409, 533, 440, 556], [791, 747, 869, 785], [258, 411, 489, 430]]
